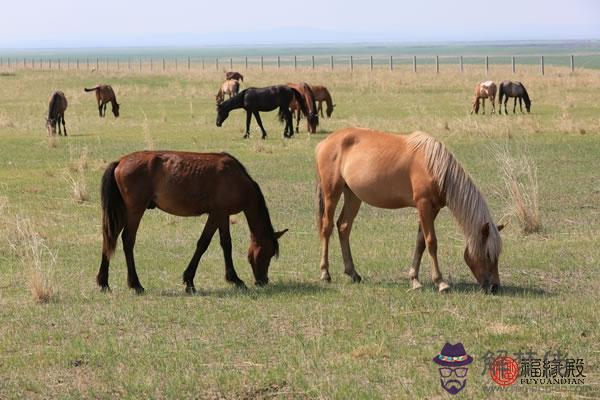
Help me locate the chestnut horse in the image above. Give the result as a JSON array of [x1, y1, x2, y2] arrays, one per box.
[[98, 151, 287, 293], [471, 80, 496, 114], [46, 91, 68, 136], [311, 85, 335, 118], [316, 128, 504, 293], [498, 81, 531, 114], [84, 84, 120, 117], [216, 79, 240, 105], [287, 82, 319, 133], [225, 71, 244, 82]]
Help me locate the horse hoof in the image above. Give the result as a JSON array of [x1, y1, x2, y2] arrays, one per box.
[[320, 271, 331, 283], [133, 286, 145, 295], [185, 286, 196, 294], [352, 274, 362, 283], [411, 280, 423, 290], [99, 285, 111, 293], [438, 282, 450, 293]]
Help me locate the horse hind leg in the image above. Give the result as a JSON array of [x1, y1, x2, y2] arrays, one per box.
[[218, 216, 245, 288], [518, 97, 523, 113], [416, 200, 449, 292], [182, 214, 219, 293], [252, 111, 268, 139], [513, 98, 517, 114], [408, 225, 426, 289], [317, 173, 344, 282], [336, 188, 362, 282], [61, 115, 67, 136], [121, 209, 146, 294]]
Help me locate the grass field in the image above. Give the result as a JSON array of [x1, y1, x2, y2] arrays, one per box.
[[0, 65, 599, 398]]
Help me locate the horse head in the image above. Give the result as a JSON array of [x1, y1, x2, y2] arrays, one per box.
[[216, 104, 229, 127], [326, 104, 335, 118], [247, 229, 288, 285], [463, 222, 504, 294], [112, 103, 120, 118], [46, 117, 56, 135]]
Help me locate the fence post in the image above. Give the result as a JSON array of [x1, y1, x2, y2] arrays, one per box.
[[48, 59, 51, 70], [390, 55, 393, 71], [58, 59, 61, 70], [215, 57, 218, 71], [312, 55, 315, 70], [77, 58, 79, 71], [460, 56, 463, 73], [245, 56, 248, 70], [485, 56, 488, 74], [106, 58, 109, 71], [277, 56, 280, 69], [261, 56, 263, 71], [570, 55, 574, 72], [202, 58, 205, 69], [413, 56, 417, 73], [175, 58, 178, 71], [350, 55, 353, 71], [512, 56, 516, 73], [189, 57, 191, 70], [370, 55, 373, 71], [117, 59, 120, 71], [435, 55, 439, 73], [229, 57, 233, 70], [96, 57, 99, 71], [330, 55, 334, 70], [540, 56, 544, 75], [140, 58, 142, 72], [128, 58, 131, 71], [86, 58, 89, 70], [294, 55, 297, 70], [163, 57, 165, 71]]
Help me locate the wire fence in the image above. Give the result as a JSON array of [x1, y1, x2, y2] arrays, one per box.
[[1, 54, 599, 74]]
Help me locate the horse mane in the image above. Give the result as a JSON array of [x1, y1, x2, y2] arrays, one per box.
[[218, 89, 247, 111], [223, 152, 279, 257], [303, 84, 319, 127], [47, 92, 59, 120], [406, 132, 501, 262], [520, 83, 531, 107]]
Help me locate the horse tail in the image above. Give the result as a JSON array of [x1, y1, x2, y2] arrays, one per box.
[[84, 86, 99, 92], [497, 82, 504, 103], [101, 161, 126, 258], [316, 172, 324, 233]]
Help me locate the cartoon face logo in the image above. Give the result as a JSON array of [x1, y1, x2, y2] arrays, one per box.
[[433, 343, 473, 395]]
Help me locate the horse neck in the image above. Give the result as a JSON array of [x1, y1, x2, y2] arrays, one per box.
[[221, 91, 245, 112], [323, 90, 332, 108], [48, 94, 58, 118], [243, 182, 275, 246]]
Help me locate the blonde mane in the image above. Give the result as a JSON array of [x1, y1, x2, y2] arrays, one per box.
[[406, 132, 502, 262]]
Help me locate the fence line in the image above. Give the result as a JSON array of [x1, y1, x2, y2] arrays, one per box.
[[0, 54, 596, 75]]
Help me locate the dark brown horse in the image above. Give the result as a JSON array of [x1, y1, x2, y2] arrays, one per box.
[[46, 91, 68, 136], [311, 85, 335, 118], [225, 71, 244, 82], [498, 81, 531, 114], [84, 84, 120, 117], [98, 151, 287, 293], [287, 82, 319, 133]]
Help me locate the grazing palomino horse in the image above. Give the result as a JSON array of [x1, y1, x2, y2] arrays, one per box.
[[98, 151, 287, 293], [225, 71, 244, 82], [84, 84, 120, 117], [498, 81, 531, 114], [311, 85, 335, 118], [471, 81, 497, 114], [216, 79, 240, 104], [287, 82, 319, 134], [216, 85, 307, 139], [46, 91, 68, 136], [316, 128, 504, 293]]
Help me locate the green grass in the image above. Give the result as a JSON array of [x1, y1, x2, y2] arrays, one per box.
[[1, 65, 599, 399]]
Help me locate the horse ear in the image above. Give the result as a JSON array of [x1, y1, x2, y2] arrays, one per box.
[[274, 229, 288, 239], [497, 223, 506, 232], [481, 222, 490, 239]]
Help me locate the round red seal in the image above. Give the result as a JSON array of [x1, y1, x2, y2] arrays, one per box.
[[489, 356, 519, 387]]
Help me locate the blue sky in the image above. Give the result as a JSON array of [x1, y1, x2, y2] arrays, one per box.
[[2, 0, 599, 48]]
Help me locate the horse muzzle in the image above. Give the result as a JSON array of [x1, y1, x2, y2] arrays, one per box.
[[255, 278, 269, 286]]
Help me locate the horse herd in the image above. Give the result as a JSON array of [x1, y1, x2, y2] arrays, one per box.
[[41, 71, 521, 295], [471, 80, 531, 115]]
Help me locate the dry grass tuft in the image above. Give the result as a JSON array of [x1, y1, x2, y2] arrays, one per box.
[[64, 173, 89, 203], [0, 112, 15, 129], [494, 144, 542, 234], [47, 135, 59, 148], [69, 146, 89, 173], [6, 215, 57, 303], [142, 110, 155, 150]]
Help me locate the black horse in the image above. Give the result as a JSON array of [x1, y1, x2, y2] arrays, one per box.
[[498, 81, 531, 114], [216, 85, 307, 139]]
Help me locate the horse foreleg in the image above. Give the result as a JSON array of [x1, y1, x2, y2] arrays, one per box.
[[518, 97, 523, 113], [503, 97, 509, 115], [513, 98, 517, 114], [122, 209, 146, 294], [182, 215, 219, 293], [481, 98, 486, 115], [253, 111, 267, 139], [416, 200, 448, 292], [218, 217, 245, 288], [408, 225, 426, 289], [98, 102, 103, 117], [244, 110, 252, 138], [295, 109, 301, 133], [491, 96, 496, 114], [318, 101, 324, 118], [336, 188, 362, 283], [61, 115, 67, 136]]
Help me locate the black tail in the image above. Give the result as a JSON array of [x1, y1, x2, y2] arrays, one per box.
[[84, 86, 99, 92], [101, 161, 126, 258], [497, 82, 504, 103]]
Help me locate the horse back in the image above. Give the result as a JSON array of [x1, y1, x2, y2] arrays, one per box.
[[114, 151, 252, 216]]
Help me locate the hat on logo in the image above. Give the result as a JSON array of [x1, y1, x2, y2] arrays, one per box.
[[433, 343, 473, 367]]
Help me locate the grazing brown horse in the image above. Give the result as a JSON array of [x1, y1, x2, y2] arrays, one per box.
[[471, 80, 497, 114], [98, 151, 287, 293], [46, 91, 68, 136], [287, 82, 319, 133], [498, 81, 531, 114], [84, 84, 120, 117], [216, 79, 240, 104], [316, 128, 504, 293], [225, 71, 244, 82], [311, 85, 335, 118]]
